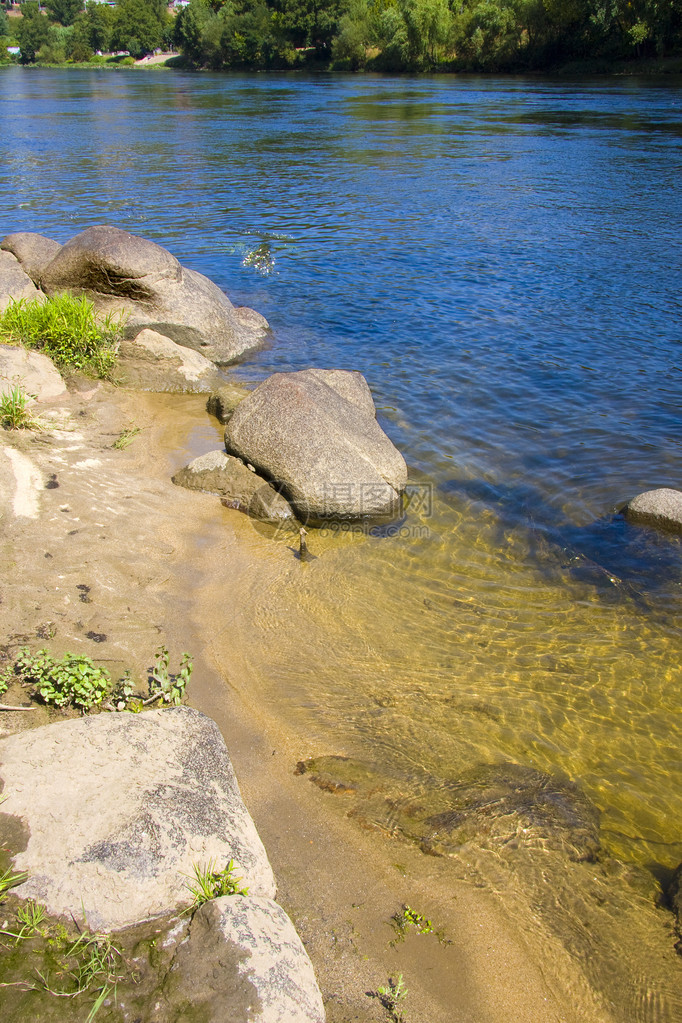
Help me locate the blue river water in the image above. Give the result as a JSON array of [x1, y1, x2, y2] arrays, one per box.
[[1, 67, 681, 1021]]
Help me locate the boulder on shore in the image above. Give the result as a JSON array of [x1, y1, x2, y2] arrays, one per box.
[[224, 369, 407, 523], [0, 250, 46, 313], [0, 344, 66, 401], [117, 327, 222, 392], [1, 231, 62, 284], [39, 225, 269, 364], [170, 896, 326, 1023], [172, 449, 296, 523], [0, 706, 276, 930], [623, 488, 682, 534]]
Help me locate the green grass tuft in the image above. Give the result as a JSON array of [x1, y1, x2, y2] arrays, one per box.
[[0, 295, 122, 379], [0, 385, 41, 430], [184, 859, 249, 910]]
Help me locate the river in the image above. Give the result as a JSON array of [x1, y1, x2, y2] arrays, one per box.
[[1, 66, 681, 1021]]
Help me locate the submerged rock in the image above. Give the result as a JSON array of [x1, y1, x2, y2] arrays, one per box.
[[172, 450, 296, 523], [170, 896, 326, 1023], [0, 344, 66, 401], [224, 369, 407, 523], [117, 327, 222, 392], [623, 488, 682, 535], [0, 707, 276, 929], [39, 225, 269, 364], [297, 755, 600, 862], [0, 250, 45, 313], [1, 231, 62, 285]]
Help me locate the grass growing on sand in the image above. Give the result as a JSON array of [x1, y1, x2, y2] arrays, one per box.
[[0, 295, 122, 378]]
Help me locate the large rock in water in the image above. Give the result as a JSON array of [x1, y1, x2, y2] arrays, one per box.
[[1, 231, 62, 284], [224, 369, 407, 522], [0, 707, 276, 929], [170, 896, 326, 1022], [0, 250, 45, 312], [38, 225, 269, 364], [623, 488, 682, 534]]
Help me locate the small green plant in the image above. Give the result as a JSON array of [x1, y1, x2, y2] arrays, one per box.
[[112, 424, 141, 450], [184, 859, 249, 910], [1, 900, 47, 943], [148, 645, 193, 706], [0, 647, 110, 711], [0, 865, 27, 898], [0, 295, 122, 378], [33, 931, 123, 1018], [389, 904, 450, 947], [372, 974, 409, 1023], [0, 384, 41, 430]]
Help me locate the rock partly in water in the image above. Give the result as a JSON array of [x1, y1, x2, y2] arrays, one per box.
[[170, 896, 326, 1023], [172, 449, 296, 523], [207, 381, 251, 423], [0, 344, 67, 400], [224, 369, 407, 523], [117, 327, 223, 392], [1, 231, 62, 284], [623, 488, 682, 535], [39, 225, 269, 364], [0, 250, 46, 313], [0, 706, 276, 930]]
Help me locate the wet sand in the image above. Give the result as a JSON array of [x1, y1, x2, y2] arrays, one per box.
[[0, 383, 612, 1023]]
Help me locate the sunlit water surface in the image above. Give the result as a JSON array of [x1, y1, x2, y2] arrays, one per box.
[[2, 67, 681, 1020]]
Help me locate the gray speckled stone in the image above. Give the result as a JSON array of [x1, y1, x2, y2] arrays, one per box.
[[1, 231, 62, 284], [170, 895, 325, 1023], [0, 250, 46, 312], [0, 707, 275, 929], [224, 369, 407, 522], [624, 488, 682, 534], [172, 449, 295, 523], [39, 225, 268, 364]]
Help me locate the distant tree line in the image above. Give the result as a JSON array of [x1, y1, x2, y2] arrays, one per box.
[[1, 0, 680, 68], [173, 0, 681, 70], [0, 0, 173, 63]]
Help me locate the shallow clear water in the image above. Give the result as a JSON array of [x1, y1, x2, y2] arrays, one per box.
[[2, 67, 681, 1020]]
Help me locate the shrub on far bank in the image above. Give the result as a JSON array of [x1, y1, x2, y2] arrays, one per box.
[[0, 294, 122, 379]]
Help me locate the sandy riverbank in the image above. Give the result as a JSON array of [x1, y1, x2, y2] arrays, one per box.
[[0, 381, 610, 1023]]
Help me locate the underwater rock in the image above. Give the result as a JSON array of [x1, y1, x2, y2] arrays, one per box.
[[296, 755, 600, 862], [207, 381, 251, 423]]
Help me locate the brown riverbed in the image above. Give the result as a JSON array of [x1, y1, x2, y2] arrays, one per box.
[[0, 381, 650, 1023]]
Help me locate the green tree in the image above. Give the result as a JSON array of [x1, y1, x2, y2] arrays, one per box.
[[45, 0, 84, 27], [111, 0, 170, 56], [17, 1, 50, 62]]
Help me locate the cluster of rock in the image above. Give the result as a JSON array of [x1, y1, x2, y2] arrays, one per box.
[[1, 225, 269, 370], [175, 367, 409, 525], [0, 707, 325, 1022]]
